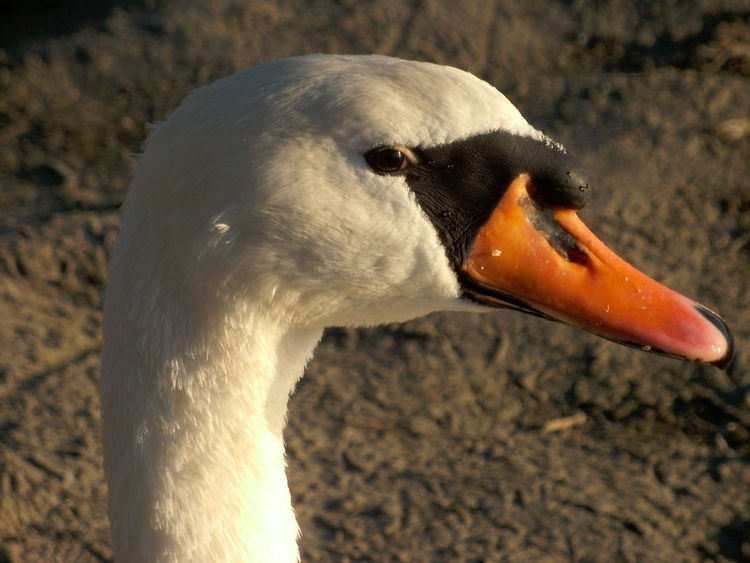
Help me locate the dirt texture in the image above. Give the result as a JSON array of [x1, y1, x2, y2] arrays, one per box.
[[1, 1, 749, 561]]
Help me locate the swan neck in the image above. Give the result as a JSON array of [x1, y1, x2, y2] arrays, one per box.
[[101, 308, 321, 562]]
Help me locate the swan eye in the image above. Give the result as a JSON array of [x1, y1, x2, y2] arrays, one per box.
[[365, 147, 413, 174]]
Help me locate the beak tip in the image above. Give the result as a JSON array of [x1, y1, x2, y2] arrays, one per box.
[[694, 304, 734, 370], [710, 344, 734, 370], [711, 353, 733, 371]]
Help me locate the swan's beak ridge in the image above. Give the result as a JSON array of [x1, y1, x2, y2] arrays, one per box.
[[460, 175, 734, 368]]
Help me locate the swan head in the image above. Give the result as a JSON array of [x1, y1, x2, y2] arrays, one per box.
[[116, 54, 732, 366]]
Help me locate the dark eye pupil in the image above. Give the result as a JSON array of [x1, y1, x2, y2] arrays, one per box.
[[369, 149, 406, 173]]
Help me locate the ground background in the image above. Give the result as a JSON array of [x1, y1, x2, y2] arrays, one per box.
[[1, 0, 749, 561]]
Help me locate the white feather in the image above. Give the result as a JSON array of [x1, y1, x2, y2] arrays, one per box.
[[101, 54, 543, 562]]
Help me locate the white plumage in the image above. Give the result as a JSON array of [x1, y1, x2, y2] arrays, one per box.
[[102, 55, 540, 562], [102, 54, 731, 562]]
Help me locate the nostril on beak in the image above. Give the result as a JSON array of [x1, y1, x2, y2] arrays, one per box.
[[566, 247, 589, 265]]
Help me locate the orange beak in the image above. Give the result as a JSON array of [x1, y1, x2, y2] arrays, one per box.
[[461, 175, 733, 368]]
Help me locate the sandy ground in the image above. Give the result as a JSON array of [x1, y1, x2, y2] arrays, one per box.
[[1, 1, 749, 561]]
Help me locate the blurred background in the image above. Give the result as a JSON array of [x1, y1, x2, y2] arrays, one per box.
[[0, 0, 748, 560]]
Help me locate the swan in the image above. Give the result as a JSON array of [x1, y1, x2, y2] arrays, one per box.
[[101, 54, 733, 562]]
